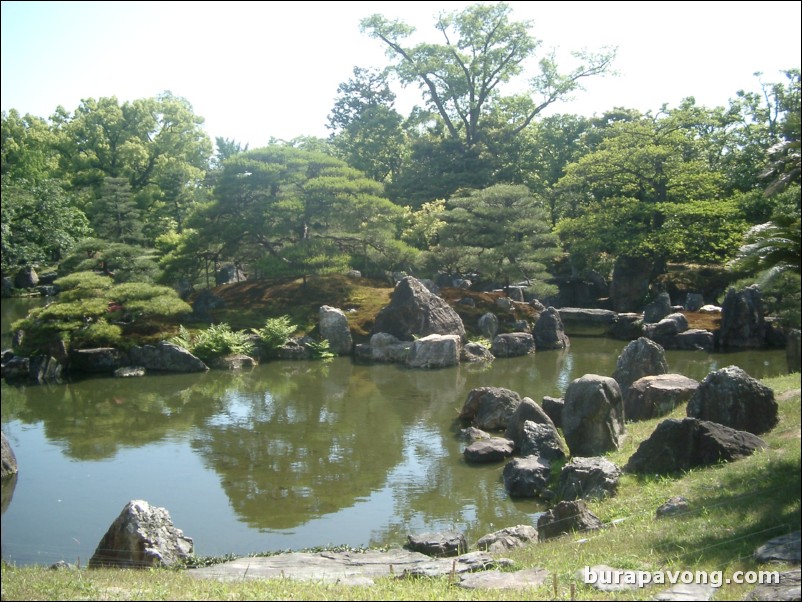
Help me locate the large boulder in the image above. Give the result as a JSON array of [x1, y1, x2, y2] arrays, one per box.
[[625, 418, 767, 474], [475, 525, 538, 553], [406, 334, 460, 369], [459, 387, 521, 431], [128, 341, 208, 373], [318, 306, 353, 355], [463, 438, 515, 463], [624, 374, 700, 421], [562, 375, 625, 457], [372, 276, 466, 342], [557, 308, 617, 336], [537, 500, 603, 540], [611, 337, 669, 392], [1, 431, 18, 479], [643, 312, 689, 340], [490, 333, 536, 357], [504, 397, 558, 448], [555, 457, 621, 501], [503, 456, 551, 498], [644, 292, 672, 323], [717, 285, 767, 349], [686, 366, 778, 435], [517, 421, 567, 462], [215, 263, 246, 286], [89, 500, 193, 568], [365, 333, 412, 363], [69, 348, 126, 374], [478, 312, 499, 340], [14, 266, 39, 289], [533, 307, 570, 350], [406, 531, 467, 558]]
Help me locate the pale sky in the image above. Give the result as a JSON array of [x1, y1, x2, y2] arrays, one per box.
[[2, 1, 800, 148]]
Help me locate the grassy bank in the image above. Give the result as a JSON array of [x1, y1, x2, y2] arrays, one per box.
[[2, 373, 799, 601]]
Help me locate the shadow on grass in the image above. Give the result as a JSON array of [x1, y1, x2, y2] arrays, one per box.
[[651, 453, 801, 566]]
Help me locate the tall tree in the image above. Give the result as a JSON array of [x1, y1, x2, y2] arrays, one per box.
[[429, 184, 560, 294], [327, 67, 407, 184], [197, 145, 415, 281], [360, 3, 615, 150]]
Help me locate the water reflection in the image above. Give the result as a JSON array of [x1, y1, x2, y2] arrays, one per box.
[[0, 307, 789, 566]]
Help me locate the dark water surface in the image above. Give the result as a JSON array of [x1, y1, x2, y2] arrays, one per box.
[[0, 298, 787, 566]]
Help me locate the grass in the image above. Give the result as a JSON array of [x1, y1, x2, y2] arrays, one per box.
[[2, 373, 799, 601]]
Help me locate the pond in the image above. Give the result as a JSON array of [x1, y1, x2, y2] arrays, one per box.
[[0, 297, 788, 566]]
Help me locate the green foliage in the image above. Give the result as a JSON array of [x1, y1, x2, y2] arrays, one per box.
[[0, 177, 91, 271], [70, 318, 123, 349], [58, 238, 161, 283], [431, 184, 561, 289], [169, 323, 254, 361], [305, 338, 335, 360], [252, 315, 297, 353]]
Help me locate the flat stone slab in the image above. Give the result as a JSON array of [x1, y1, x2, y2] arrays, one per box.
[[653, 583, 716, 600], [744, 568, 801, 601], [755, 531, 801, 564], [457, 567, 549, 590], [188, 549, 503, 586]]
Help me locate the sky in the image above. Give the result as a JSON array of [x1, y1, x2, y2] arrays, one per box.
[[2, 1, 800, 148]]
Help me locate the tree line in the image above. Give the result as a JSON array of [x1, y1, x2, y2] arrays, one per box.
[[2, 2, 799, 333]]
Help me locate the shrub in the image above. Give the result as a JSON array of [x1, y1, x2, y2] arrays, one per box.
[[71, 319, 123, 349], [252, 316, 297, 354], [169, 323, 254, 361]]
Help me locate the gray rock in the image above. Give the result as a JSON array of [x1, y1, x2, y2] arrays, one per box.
[[686, 366, 778, 435], [541, 396, 564, 429], [644, 292, 672, 323], [191, 289, 225, 319], [459, 387, 522, 431], [89, 499, 193, 568], [458, 426, 492, 442], [460, 342, 495, 363], [579, 564, 641, 592], [518, 421, 567, 462], [533, 306, 570, 350], [607, 313, 644, 340], [491, 333, 536, 357], [643, 312, 689, 340], [319, 305, 353, 355], [406, 334, 460, 369], [556, 457, 621, 501], [478, 312, 499, 340], [743, 567, 801, 601], [496, 297, 513, 311], [625, 418, 767, 474], [1, 355, 29, 380], [684, 293, 705, 312], [215, 263, 246, 286], [49, 560, 78, 571], [188, 548, 438, 585], [372, 276, 466, 342], [1, 432, 18, 479], [558, 308, 618, 336], [718, 285, 767, 349], [612, 337, 669, 392], [656, 496, 690, 518], [28, 355, 64, 383], [562, 374, 625, 457], [538, 500, 603, 540], [367, 332, 411, 363], [503, 456, 551, 498], [656, 329, 715, 351], [755, 531, 801, 564], [275, 337, 316, 360], [624, 374, 700, 421], [14, 266, 39, 289], [504, 397, 558, 447], [513, 319, 531, 333], [475, 525, 538, 553], [610, 255, 652, 312], [69, 348, 126, 373], [458, 567, 549, 590], [463, 438, 515, 463], [401, 551, 503, 579], [128, 341, 208, 373], [406, 531, 468, 557]]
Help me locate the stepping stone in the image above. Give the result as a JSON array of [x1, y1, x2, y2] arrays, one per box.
[[458, 567, 549, 590]]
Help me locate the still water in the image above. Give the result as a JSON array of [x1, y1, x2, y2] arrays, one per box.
[[0, 298, 787, 566]]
